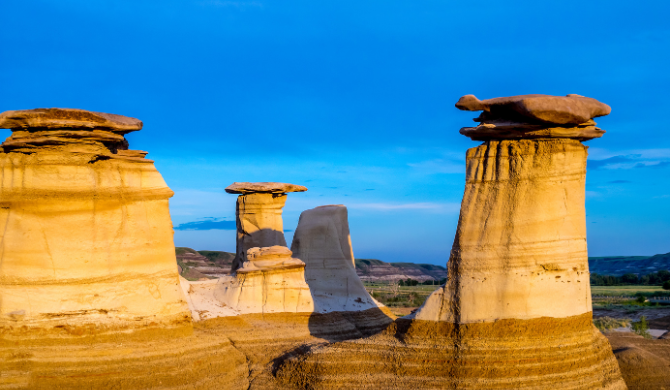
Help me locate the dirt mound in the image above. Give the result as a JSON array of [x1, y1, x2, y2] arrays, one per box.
[[607, 332, 670, 389]]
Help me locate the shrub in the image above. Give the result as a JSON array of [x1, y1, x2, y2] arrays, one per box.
[[663, 280, 670, 291], [593, 317, 630, 332], [632, 316, 652, 339]]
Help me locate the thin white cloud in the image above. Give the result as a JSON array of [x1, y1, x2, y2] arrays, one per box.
[[199, 1, 263, 8], [348, 202, 461, 212], [407, 159, 464, 174]]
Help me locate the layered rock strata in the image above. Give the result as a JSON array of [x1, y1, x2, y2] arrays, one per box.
[[0, 108, 190, 333], [183, 246, 314, 319], [225, 182, 307, 272], [275, 95, 627, 389]]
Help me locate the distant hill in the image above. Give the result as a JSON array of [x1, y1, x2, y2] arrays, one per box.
[[588, 252, 670, 276], [355, 259, 447, 282], [175, 247, 234, 280], [175, 247, 670, 281]]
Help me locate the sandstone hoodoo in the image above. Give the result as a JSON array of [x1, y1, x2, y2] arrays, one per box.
[[182, 246, 314, 319], [225, 181, 307, 272], [0, 108, 190, 332], [274, 95, 627, 389], [291, 205, 386, 313]]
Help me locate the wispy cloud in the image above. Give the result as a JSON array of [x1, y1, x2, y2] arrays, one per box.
[[407, 159, 464, 174], [199, 1, 263, 8], [588, 154, 670, 170], [348, 202, 460, 212], [174, 219, 236, 231]]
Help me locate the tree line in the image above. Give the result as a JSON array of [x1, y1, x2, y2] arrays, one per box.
[[590, 270, 670, 289]]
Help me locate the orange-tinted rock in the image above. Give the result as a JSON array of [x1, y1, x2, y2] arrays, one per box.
[[0, 108, 142, 132]]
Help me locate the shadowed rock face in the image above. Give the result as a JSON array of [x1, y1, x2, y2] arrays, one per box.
[[0, 108, 190, 333]]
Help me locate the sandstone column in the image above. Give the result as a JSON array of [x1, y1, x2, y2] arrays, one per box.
[[0, 108, 191, 332], [274, 95, 627, 389], [225, 182, 306, 271]]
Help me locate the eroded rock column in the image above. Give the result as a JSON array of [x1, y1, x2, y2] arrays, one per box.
[[225, 182, 306, 271], [274, 95, 628, 390], [0, 108, 191, 332]]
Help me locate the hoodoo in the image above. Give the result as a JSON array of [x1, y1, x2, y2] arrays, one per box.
[[274, 95, 628, 389], [0, 108, 190, 332], [225, 182, 307, 271]]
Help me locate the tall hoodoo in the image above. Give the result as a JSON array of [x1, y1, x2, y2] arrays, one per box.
[[225, 182, 307, 271], [274, 95, 627, 389], [0, 108, 191, 332]]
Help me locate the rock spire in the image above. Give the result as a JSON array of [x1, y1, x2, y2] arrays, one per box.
[[225, 182, 307, 272], [274, 94, 627, 389]]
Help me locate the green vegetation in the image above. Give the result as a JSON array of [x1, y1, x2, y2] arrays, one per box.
[[197, 250, 235, 265], [632, 316, 652, 339], [175, 247, 198, 256], [593, 317, 631, 332], [590, 270, 670, 286]]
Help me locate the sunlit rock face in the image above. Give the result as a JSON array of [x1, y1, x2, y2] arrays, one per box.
[[225, 182, 307, 272], [274, 95, 627, 389], [0, 108, 190, 332], [182, 246, 314, 319]]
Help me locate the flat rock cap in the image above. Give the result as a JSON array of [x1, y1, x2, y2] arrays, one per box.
[[225, 182, 308, 194], [0, 108, 143, 131], [455, 94, 611, 125]]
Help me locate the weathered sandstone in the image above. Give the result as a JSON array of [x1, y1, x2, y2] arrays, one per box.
[[182, 246, 314, 320], [226, 181, 306, 272], [291, 205, 387, 313], [0, 108, 190, 333], [274, 95, 627, 389]]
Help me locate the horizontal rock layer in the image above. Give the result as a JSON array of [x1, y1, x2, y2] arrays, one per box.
[[0, 108, 143, 131], [0, 150, 190, 331], [275, 313, 626, 389], [225, 182, 308, 194]]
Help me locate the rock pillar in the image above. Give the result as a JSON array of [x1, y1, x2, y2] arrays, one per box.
[[225, 182, 307, 271], [274, 95, 627, 389], [0, 108, 191, 332]]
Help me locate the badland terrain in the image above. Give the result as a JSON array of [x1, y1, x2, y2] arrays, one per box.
[[0, 96, 668, 389]]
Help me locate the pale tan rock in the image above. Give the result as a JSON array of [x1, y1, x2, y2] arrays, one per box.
[[228, 182, 307, 272], [0, 108, 142, 131], [455, 94, 611, 124], [291, 205, 386, 313], [182, 246, 314, 319], [415, 139, 593, 322], [0, 109, 190, 332], [274, 97, 626, 389]]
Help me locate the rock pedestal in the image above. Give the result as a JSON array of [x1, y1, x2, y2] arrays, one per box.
[[274, 94, 627, 389], [0, 108, 190, 333], [225, 182, 306, 272]]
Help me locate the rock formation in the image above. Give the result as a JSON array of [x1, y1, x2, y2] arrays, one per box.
[[291, 205, 385, 313], [274, 95, 627, 389], [0, 108, 190, 332], [225, 182, 307, 272], [183, 246, 314, 319]]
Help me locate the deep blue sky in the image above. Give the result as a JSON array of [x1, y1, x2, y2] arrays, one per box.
[[2, 1, 669, 264]]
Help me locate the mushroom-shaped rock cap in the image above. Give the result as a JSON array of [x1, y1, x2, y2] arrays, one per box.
[[455, 94, 611, 125], [225, 182, 308, 194], [0, 108, 143, 132]]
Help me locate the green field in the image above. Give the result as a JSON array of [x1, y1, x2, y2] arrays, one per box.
[[591, 286, 666, 296], [364, 282, 670, 311]]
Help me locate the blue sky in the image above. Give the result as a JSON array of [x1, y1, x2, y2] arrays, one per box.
[[1, 0, 669, 264]]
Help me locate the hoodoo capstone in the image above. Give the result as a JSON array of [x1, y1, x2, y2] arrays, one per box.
[[274, 95, 628, 389], [225, 181, 307, 272]]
